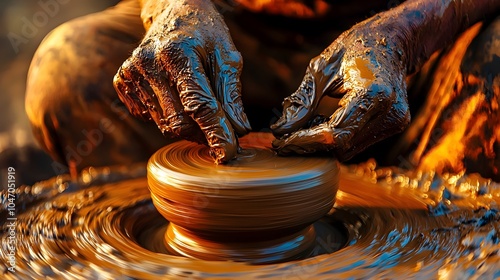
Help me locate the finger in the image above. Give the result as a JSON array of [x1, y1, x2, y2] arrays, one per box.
[[165, 46, 238, 163], [273, 123, 336, 155], [213, 48, 251, 136], [271, 55, 342, 136], [274, 82, 405, 161], [145, 72, 206, 143], [271, 70, 317, 136], [134, 46, 205, 143], [116, 50, 205, 143], [114, 63, 151, 122], [273, 124, 372, 161]]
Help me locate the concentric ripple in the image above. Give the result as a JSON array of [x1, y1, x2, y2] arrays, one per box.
[[148, 133, 340, 263], [1, 162, 500, 278], [148, 140, 339, 232]]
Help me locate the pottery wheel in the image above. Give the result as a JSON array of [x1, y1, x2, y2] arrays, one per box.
[[148, 133, 340, 263], [2, 160, 500, 278]]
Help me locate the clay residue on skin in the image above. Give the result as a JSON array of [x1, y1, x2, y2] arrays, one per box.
[[272, 0, 500, 161], [115, 0, 251, 164], [344, 57, 376, 89], [395, 0, 500, 74], [271, 5, 411, 160]]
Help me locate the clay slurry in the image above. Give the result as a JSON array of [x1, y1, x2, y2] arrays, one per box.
[[1, 147, 500, 278]]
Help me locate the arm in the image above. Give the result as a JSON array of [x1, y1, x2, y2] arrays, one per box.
[[390, 0, 500, 73], [138, 0, 216, 30]]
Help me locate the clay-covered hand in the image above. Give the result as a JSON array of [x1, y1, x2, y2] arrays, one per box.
[[271, 19, 411, 161], [113, 0, 250, 163]]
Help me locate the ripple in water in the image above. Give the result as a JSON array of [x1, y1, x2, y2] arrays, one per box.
[[1, 161, 500, 279]]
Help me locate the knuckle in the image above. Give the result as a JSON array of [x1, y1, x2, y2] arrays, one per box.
[[234, 50, 243, 62], [112, 72, 125, 92], [161, 40, 181, 57], [161, 42, 195, 75], [383, 92, 410, 133], [113, 69, 133, 96], [186, 99, 218, 120], [161, 33, 198, 57], [132, 45, 156, 70], [164, 114, 188, 136], [119, 58, 135, 77], [198, 99, 219, 113], [217, 48, 243, 75], [367, 82, 394, 103]]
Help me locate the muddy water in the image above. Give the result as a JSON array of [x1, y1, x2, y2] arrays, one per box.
[[1, 160, 500, 278]]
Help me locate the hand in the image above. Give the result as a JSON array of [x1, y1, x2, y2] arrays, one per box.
[[113, 0, 251, 163], [271, 19, 411, 161]]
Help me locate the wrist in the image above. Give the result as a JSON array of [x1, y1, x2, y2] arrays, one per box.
[[139, 0, 215, 30], [377, 0, 500, 74]]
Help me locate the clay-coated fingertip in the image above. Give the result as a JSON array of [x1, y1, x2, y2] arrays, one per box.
[[209, 142, 238, 165], [271, 139, 303, 156], [271, 138, 286, 152], [270, 117, 289, 137], [210, 147, 225, 164]]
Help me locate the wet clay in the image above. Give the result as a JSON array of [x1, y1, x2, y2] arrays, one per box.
[[148, 133, 339, 263], [115, 0, 251, 164], [2, 153, 500, 278], [271, 0, 500, 161]]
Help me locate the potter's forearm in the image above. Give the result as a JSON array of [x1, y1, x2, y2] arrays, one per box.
[[137, 0, 215, 30], [384, 0, 500, 73]]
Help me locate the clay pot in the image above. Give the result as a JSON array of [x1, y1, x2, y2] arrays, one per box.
[[148, 132, 339, 262]]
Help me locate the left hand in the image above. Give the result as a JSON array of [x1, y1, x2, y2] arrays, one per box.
[[113, 0, 250, 163], [271, 20, 411, 161]]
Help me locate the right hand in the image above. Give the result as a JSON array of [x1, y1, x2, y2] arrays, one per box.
[[113, 0, 251, 163], [271, 19, 411, 161]]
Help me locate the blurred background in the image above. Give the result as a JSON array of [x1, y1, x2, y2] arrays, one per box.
[[0, 0, 118, 186]]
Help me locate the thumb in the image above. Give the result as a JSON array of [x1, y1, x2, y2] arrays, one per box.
[[271, 53, 342, 136], [271, 68, 319, 136]]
